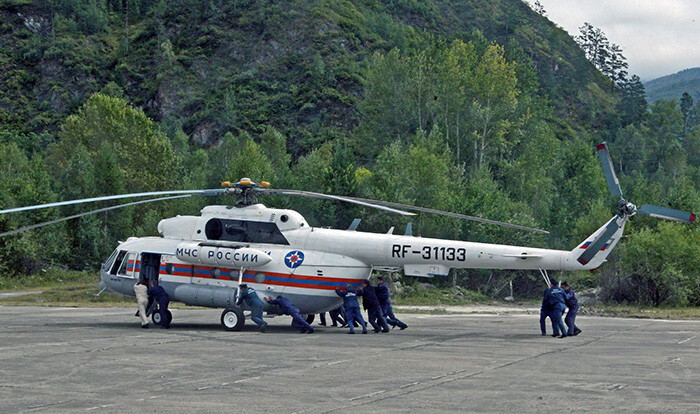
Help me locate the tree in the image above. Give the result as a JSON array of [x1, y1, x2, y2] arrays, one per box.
[[680, 92, 694, 136], [470, 44, 518, 168], [617, 222, 699, 306], [54, 93, 175, 192], [617, 75, 647, 127], [576, 23, 628, 87]]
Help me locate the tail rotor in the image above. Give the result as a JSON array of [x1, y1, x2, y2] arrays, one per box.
[[577, 142, 695, 265]]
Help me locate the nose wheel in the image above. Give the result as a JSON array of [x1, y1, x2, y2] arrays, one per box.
[[221, 307, 245, 331], [152, 309, 172, 326]]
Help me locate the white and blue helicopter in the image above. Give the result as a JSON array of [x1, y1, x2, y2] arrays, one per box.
[[0, 143, 694, 330]]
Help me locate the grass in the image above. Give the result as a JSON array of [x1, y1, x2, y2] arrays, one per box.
[[393, 285, 491, 306], [582, 304, 700, 320], [0, 268, 134, 307]]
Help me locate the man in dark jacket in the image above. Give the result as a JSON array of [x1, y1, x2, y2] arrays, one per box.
[[539, 287, 555, 336], [265, 295, 314, 333], [562, 281, 582, 336], [545, 279, 568, 338], [148, 280, 170, 329], [375, 277, 407, 330], [335, 284, 367, 334], [236, 284, 268, 332], [318, 306, 346, 327], [356, 279, 390, 333]]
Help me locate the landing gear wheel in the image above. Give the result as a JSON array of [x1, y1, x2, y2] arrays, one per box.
[[152, 310, 172, 326], [221, 307, 245, 331], [304, 314, 315, 324]]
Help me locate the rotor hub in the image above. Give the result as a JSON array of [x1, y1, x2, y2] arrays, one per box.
[[221, 178, 270, 206], [617, 199, 637, 218]]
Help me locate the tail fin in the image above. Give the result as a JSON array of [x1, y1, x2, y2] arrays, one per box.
[[570, 216, 627, 270]]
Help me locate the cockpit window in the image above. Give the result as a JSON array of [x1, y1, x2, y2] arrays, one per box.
[[205, 218, 289, 245], [109, 250, 127, 275], [117, 252, 137, 277]]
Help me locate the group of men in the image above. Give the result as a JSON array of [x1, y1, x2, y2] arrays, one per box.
[[539, 279, 581, 338], [133, 277, 171, 329], [232, 277, 408, 334]]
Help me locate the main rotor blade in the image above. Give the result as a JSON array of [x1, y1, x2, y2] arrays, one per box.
[[0, 195, 194, 238], [341, 196, 549, 234], [0, 189, 225, 215], [259, 189, 416, 216], [577, 218, 621, 265], [638, 204, 696, 224], [596, 142, 623, 199]]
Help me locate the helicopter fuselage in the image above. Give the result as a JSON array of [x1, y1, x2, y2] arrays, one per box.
[[99, 204, 624, 317]]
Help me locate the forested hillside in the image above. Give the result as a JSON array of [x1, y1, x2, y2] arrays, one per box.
[[644, 68, 700, 103], [0, 0, 698, 306]]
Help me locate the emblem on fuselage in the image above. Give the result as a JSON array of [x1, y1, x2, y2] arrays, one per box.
[[284, 250, 304, 269]]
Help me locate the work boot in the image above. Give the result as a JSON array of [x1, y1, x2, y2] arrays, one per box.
[[574, 328, 582, 335], [260, 323, 267, 333], [348, 331, 355, 334], [307, 328, 314, 334], [141, 324, 149, 329], [399, 324, 407, 330], [300, 328, 307, 334]]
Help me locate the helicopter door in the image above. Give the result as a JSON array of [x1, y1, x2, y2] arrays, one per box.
[[139, 253, 162, 285]]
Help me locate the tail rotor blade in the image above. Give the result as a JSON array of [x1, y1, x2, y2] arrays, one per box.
[[638, 204, 696, 224], [596, 142, 623, 199], [577, 218, 621, 265]]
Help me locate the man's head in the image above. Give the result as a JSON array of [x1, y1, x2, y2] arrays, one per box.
[[239, 283, 248, 290], [550, 279, 558, 287], [361, 279, 370, 287], [561, 281, 569, 290], [277, 295, 282, 299], [377, 276, 385, 285], [346, 284, 353, 291]]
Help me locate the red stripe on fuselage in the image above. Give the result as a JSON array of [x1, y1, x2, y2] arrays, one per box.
[[158, 263, 362, 291]]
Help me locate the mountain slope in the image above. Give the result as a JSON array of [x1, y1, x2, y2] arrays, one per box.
[[0, 0, 609, 153], [644, 67, 700, 103]]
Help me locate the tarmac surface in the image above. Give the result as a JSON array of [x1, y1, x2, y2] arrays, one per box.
[[1, 305, 698, 413]]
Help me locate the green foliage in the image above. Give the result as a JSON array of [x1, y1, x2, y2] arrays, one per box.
[[54, 93, 175, 192], [0, 0, 697, 308], [616, 223, 700, 306]]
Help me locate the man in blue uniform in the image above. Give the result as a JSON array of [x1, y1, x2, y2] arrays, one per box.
[[265, 295, 314, 333], [374, 277, 407, 330], [562, 281, 582, 336], [148, 280, 170, 329], [236, 284, 268, 332], [539, 287, 555, 336], [318, 306, 346, 327], [545, 279, 568, 338], [357, 279, 390, 333], [335, 284, 367, 334]]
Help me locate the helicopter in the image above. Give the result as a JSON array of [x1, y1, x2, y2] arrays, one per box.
[[0, 142, 694, 331]]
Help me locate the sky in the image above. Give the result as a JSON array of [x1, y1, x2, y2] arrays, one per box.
[[533, 0, 699, 81]]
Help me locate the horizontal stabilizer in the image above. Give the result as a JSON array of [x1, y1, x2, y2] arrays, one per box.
[[403, 264, 449, 278], [502, 253, 543, 259]]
